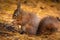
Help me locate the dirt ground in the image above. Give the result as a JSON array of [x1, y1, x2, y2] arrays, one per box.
[[0, 0, 60, 40]]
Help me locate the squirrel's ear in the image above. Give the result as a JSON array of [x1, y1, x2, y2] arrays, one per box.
[[17, 0, 21, 10], [12, 0, 21, 19]]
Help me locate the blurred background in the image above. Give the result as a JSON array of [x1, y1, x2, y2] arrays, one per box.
[[0, 0, 60, 40], [0, 0, 60, 23]]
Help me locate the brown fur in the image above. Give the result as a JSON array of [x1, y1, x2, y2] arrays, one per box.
[[12, 0, 41, 35], [36, 16, 60, 35], [13, 12, 40, 35]]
